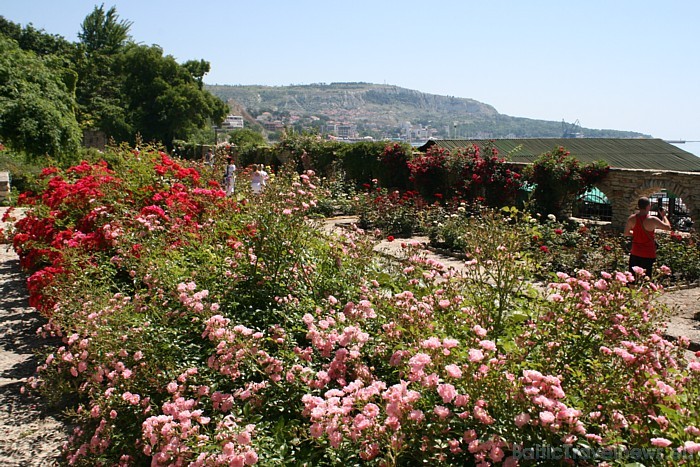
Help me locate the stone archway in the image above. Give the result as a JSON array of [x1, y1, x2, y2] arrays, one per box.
[[596, 168, 700, 230]]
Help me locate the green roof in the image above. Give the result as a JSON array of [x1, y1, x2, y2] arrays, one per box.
[[418, 138, 700, 172]]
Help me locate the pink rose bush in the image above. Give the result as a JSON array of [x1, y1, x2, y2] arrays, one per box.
[[11, 145, 700, 465]]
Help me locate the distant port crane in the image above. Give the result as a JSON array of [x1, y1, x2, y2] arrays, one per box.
[[562, 119, 584, 138]]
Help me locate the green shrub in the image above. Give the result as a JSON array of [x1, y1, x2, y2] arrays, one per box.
[[657, 231, 700, 283], [523, 146, 609, 219]]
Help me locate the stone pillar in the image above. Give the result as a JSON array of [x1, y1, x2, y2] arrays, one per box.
[[0, 172, 9, 202]]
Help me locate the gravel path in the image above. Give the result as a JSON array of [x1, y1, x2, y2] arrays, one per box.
[[0, 244, 69, 466], [0, 207, 68, 465]]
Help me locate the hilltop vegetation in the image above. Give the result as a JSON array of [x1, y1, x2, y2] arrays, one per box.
[[207, 82, 650, 140]]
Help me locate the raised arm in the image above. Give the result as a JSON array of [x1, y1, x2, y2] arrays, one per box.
[[651, 208, 672, 231], [623, 215, 636, 237]]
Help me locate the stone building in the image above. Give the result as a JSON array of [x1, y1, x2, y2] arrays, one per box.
[[418, 138, 700, 230]]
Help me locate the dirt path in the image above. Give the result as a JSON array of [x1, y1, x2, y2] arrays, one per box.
[[0, 245, 69, 466], [0, 209, 68, 466]]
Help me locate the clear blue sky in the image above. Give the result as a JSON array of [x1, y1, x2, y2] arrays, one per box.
[[3, 0, 700, 155]]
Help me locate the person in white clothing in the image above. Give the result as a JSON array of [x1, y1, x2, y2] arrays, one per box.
[[204, 149, 215, 167], [250, 164, 268, 195], [223, 157, 236, 196]]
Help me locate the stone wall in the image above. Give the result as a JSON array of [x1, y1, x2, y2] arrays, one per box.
[[0, 172, 9, 202], [508, 163, 700, 231], [597, 168, 700, 230]]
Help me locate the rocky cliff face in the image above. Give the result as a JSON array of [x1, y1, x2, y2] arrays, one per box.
[[208, 83, 496, 121], [206, 82, 648, 138]]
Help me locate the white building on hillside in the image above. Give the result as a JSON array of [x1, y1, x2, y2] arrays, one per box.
[[222, 115, 244, 130]]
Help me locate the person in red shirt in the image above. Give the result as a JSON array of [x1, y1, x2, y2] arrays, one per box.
[[624, 197, 671, 278]]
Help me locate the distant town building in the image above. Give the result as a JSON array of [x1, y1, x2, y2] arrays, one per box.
[[337, 124, 358, 139], [221, 115, 244, 130], [324, 122, 358, 139], [262, 121, 285, 132], [256, 112, 273, 122], [401, 121, 436, 142]]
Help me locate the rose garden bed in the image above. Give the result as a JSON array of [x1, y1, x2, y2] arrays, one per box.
[[2, 146, 700, 466]]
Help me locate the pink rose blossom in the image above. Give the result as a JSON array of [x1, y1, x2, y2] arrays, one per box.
[[437, 384, 457, 403], [420, 337, 442, 349], [442, 338, 459, 349], [515, 412, 531, 427], [434, 405, 451, 419], [539, 411, 555, 425], [479, 340, 496, 351], [445, 364, 463, 378], [682, 441, 700, 454], [468, 349, 484, 362], [651, 438, 672, 448], [409, 409, 425, 422]]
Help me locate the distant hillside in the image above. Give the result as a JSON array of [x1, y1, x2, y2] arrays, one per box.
[[205, 82, 650, 139]]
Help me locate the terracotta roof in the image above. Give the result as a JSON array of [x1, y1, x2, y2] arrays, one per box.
[[417, 138, 700, 172]]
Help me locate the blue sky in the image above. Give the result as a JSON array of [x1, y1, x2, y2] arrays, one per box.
[[3, 0, 699, 155]]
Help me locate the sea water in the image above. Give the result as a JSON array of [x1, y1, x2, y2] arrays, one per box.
[[670, 141, 700, 159]]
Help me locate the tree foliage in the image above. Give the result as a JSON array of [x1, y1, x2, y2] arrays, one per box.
[[0, 16, 76, 58], [182, 59, 211, 90], [0, 6, 227, 159], [77, 4, 132, 54], [113, 44, 227, 146], [0, 35, 82, 160], [228, 127, 266, 149], [73, 5, 131, 134]]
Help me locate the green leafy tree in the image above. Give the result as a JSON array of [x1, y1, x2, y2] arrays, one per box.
[[74, 5, 132, 134], [229, 128, 265, 149], [77, 4, 132, 54], [113, 44, 227, 147], [0, 36, 82, 161], [3, 6, 228, 151], [73, 6, 226, 148], [0, 16, 76, 58], [182, 59, 210, 90]]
